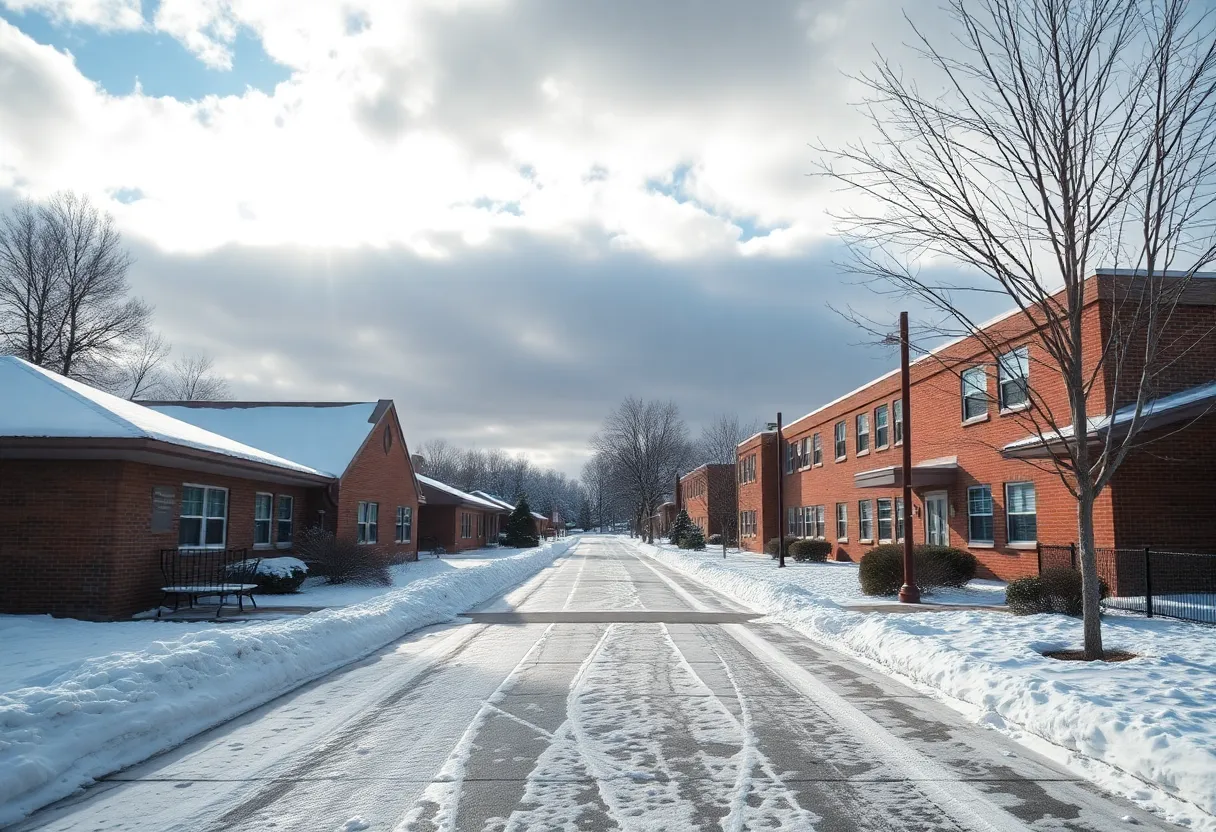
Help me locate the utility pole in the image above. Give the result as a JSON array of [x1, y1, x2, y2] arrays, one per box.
[[897, 311, 921, 604], [776, 411, 786, 568]]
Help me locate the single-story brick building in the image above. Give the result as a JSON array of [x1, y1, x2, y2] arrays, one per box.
[[0, 358, 333, 619], [143, 399, 424, 564], [740, 270, 1216, 582], [417, 475, 507, 552]]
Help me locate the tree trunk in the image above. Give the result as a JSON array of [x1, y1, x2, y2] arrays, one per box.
[[1076, 483, 1105, 659]]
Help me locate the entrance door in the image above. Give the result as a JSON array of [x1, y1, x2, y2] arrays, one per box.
[[924, 492, 949, 546]]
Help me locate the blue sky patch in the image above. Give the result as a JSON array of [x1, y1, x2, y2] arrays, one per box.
[[1, 8, 291, 100]]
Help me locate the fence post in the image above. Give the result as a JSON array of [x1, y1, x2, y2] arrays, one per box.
[[1036, 542, 1042, 574], [1143, 546, 1154, 619], [1069, 542, 1077, 569]]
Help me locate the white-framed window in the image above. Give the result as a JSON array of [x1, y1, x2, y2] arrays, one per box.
[[738, 455, 756, 484], [875, 404, 889, 448], [799, 437, 810, 469], [461, 512, 473, 539], [1005, 482, 1037, 543], [784, 441, 796, 475], [740, 510, 757, 538], [179, 484, 228, 548], [895, 497, 905, 541], [276, 495, 294, 546], [812, 433, 822, 466], [998, 347, 1030, 410], [893, 399, 903, 444], [357, 501, 379, 544], [962, 366, 988, 420], [395, 506, 412, 543], [877, 498, 894, 542], [478, 513, 485, 538], [968, 485, 994, 543], [834, 421, 847, 460], [254, 492, 273, 547], [858, 499, 874, 541], [836, 502, 848, 540], [787, 506, 799, 536], [856, 413, 870, 453], [814, 505, 826, 539]]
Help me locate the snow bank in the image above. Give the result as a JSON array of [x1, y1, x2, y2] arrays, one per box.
[[0, 537, 576, 826], [633, 540, 1216, 827]]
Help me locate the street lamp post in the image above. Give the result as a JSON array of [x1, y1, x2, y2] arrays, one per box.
[[897, 311, 921, 604], [776, 411, 786, 568]]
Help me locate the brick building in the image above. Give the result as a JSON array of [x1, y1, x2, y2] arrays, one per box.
[[0, 358, 332, 619], [739, 271, 1216, 581], [146, 400, 424, 565], [651, 501, 678, 539], [417, 475, 507, 552], [678, 464, 737, 540]]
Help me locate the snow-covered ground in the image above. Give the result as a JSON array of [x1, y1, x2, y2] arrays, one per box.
[[634, 540, 1216, 830], [0, 538, 577, 827]]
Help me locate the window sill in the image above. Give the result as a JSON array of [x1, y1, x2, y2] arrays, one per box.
[[837, 537, 849, 544], [961, 413, 990, 426], [813, 462, 823, 469], [1008, 541, 1038, 550], [860, 538, 874, 545], [894, 440, 904, 447], [835, 456, 847, 463], [878, 539, 893, 545], [179, 545, 227, 551], [253, 543, 273, 550], [875, 444, 890, 452], [856, 449, 870, 458], [969, 541, 995, 549], [275, 542, 292, 549], [1000, 402, 1031, 416]]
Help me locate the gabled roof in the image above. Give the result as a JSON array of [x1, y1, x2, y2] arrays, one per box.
[[1002, 381, 1216, 458], [416, 475, 504, 511], [0, 357, 325, 478], [143, 400, 390, 478], [469, 490, 517, 512]]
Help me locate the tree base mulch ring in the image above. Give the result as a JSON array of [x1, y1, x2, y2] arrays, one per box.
[[1042, 649, 1137, 662]]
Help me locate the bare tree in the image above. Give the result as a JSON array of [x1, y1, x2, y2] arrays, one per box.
[[581, 452, 614, 532], [416, 438, 461, 482], [0, 192, 150, 381], [592, 398, 692, 543], [164, 354, 231, 401], [818, 0, 1216, 658], [696, 413, 762, 466], [108, 331, 172, 400]]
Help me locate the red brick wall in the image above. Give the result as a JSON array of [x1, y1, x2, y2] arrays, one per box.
[[418, 504, 497, 552], [0, 459, 314, 620], [737, 432, 778, 553], [679, 464, 736, 538], [333, 405, 420, 563]]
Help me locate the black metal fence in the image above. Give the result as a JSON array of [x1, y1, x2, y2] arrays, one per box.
[[1039, 544, 1216, 625]]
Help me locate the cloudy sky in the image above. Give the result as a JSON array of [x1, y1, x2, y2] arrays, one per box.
[[0, 0, 985, 476]]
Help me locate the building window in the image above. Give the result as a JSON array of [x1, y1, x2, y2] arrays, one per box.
[[1006, 482, 1037, 543], [784, 441, 796, 475], [836, 502, 848, 540], [357, 501, 379, 544], [815, 505, 826, 539], [740, 510, 757, 538], [875, 404, 889, 448], [400, 506, 414, 543], [895, 497, 905, 541], [962, 366, 988, 420], [834, 421, 847, 460], [478, 513, 486, 538], [998, 347, 1030, 410], [877, 498, 894, 542], [812, 433, 822, 466], [856, 413, 870, 453], [858, 500, 874, 541], [787, 506, 799, 537], [277, 495, 294, 546], [254, 492, 273, 547], [799, 437, 810, 469], [738, 453, 756, 484], [893, 399, 903, 444], [968, 486, 994, 543], [461, 512, 473, 539], [179, 485, 228, 548]]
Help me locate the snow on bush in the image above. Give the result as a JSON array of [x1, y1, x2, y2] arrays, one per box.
[[228, 557, 309, 594], [633, 540, 1216, 827], [0, 537, 577, 826]]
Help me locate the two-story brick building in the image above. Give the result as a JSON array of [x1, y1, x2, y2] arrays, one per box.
[[739, 271, 1216, 581], [678, 464, 737, 540]]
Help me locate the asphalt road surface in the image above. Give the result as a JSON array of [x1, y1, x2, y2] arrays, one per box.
[[14, 536, 1174, 831]]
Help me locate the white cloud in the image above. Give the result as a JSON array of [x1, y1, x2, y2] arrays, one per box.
[[0, 0, 141, 30]]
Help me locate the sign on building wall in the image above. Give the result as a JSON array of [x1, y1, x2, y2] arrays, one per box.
[[151, 486, 176, 533]]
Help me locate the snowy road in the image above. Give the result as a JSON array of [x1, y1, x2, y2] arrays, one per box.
[[15, 536, 1175, 831]]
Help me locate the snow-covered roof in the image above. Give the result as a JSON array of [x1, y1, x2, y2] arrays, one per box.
[[1003, 381, 1216, 456], [145, 401, 383, 478], [469, 490, 517, 512], [416, 475, 504, 511], [531, 511, 547, 521], [0, 357, 325, 477]]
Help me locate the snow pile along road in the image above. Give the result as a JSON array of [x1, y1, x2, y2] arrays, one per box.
[[633, 540, 1216, 829], [0, 537, 577, 826]]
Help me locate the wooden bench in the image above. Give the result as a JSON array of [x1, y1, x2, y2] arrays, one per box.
[[158, 548, 260, 617]]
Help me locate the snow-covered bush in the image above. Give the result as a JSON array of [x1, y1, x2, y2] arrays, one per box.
[[707, 533, 723, 545], [226, 557, 308, 594], [789, 539, 831, 562], [1006, 567, 1109, 616], [859, 544, 977, 595]]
